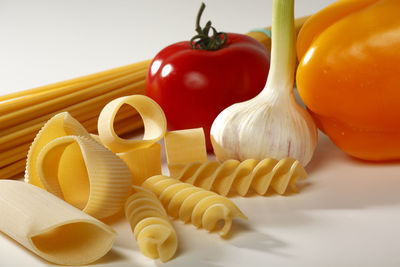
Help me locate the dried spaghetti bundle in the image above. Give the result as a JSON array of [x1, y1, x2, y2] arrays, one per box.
[[0, 60, 150, 179]]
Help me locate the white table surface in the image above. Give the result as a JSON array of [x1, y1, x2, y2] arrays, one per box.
[[1, 0, 400, 266]]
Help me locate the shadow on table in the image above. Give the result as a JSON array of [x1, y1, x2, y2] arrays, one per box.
[[293, 132, 400, 210]]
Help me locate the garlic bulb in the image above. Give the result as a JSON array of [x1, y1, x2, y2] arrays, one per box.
[[210, 0, 317, 166]]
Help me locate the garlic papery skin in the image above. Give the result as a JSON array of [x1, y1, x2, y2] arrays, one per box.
[[210, 89, 317, 166], [210, 0, 318, 166]]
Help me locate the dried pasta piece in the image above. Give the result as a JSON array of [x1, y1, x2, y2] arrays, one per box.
[[164, 128, 207, 166], [118, 143, 162, 185], [125, 185, 177, 262], [25, 112, 90, 188], [0, 180, 116, 265], [170, 158, 307, 196], [36, 135, 132, 219], [96, 95, 164, 185], [90, 134, 162, 186], [142, 175, 247, 237], [98, 95, 167, 153]]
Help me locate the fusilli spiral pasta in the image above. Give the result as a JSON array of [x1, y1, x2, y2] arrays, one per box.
[[142, 175, 247, 237], [169, 157, 307, 196], [125, 185, 177, 262]]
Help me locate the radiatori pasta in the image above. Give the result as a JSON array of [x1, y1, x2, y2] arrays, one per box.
[[169, 158, 307, 196], [36, 135, 132, 219], [125, 185, 177, 262], [25, 112, 90, 188], [25, 112, 132, 219], [142, 175, 247, 237]]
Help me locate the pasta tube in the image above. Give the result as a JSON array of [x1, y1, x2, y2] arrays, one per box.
[[0, 180, 116, 265], [164, 128, 208, 176], [164, 128, 208, 165]]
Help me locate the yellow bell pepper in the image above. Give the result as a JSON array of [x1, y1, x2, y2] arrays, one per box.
[[296, 0, 400, 161]]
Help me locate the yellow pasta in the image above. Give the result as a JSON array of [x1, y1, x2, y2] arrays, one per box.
[[0, 142, 31, 165], [24, 112, 132, 218], [1, 61, 149, 178], [0, 180, 116, 265], [0, 159, 26, 179], [97, 95, 165, 184], [164, 128, 208, 165], [36, 135, 132, 219], [108, 115, 144, 138], [118, 143, 162, 186], [91, 134, 162, 186], [0, 112, 141, 173], [0, 62, 147, 115], [25, 112, 90, 187], [81, 109, 143, 136], [0, 86, 140, 141], [0, 59, 150, 105], [98, 95, 167, 153], [0, 67, 147, 129], [170, 158, 307, 196], [0, 80, 144, 151], [142, 175, 247, 237], [0, 79, 145, 156], [125, 185, 177, 262]]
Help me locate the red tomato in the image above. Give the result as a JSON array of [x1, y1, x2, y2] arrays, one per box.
[[146, 33, 270, 149]]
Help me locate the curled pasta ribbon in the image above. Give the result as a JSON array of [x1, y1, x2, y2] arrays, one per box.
[[98, 95, 167, 153], [97, 95, 166, 184], [37, 135, 132, 219], [25, 112, 90, 188], [142, 175, 247, 237], [169, 158, 307, 196], [125, 185, 177, 262], [0, 180, 116, 266]]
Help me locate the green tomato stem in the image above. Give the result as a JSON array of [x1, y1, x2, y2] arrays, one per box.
[[263, 0, 295, 96], [190, 3, 228, 51]]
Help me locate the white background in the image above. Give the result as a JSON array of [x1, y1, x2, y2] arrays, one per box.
[[1, 0, 400, 266]]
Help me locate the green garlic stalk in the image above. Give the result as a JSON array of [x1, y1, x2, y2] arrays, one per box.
[[210, 0, 317, 166]]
